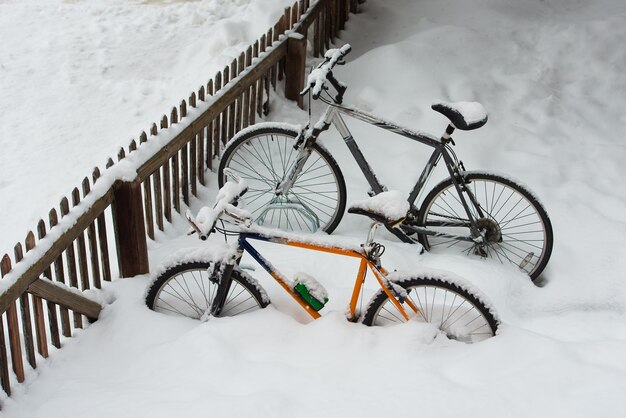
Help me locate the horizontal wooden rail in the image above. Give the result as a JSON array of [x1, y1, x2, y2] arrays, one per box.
[[0, 188, 113, 315], [28, 279, 102, 321], [136, 40, 288, 181]]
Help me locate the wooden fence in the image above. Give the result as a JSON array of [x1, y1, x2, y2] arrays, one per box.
[[0, 0, 362, 404]]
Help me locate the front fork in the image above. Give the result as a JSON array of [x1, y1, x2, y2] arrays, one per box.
[[209, 250, 243, 317], [274, 134, 314, 195]]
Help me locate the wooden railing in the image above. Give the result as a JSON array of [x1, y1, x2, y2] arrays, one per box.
[[0, 0, 362, 403]]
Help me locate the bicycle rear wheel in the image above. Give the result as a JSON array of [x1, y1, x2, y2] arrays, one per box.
[[417, 172, 553, 281], [218, 124, 346, 234], [362, 276, 499, 343], [146, 261, 269, 320]]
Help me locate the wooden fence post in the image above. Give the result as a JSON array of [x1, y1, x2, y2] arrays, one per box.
[[111, 181, 149, 278], [285, 33, 307, 109]]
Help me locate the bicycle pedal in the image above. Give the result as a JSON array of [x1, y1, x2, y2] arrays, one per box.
[[293, 273, 329, 311]]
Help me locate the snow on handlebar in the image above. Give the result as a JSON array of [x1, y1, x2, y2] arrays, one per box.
[[301, 44, 352, 100], [186, 172, 251, 240]]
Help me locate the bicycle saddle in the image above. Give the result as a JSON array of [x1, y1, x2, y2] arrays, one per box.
[[347, 191, 409, 224], [431, 101, 488, 131]]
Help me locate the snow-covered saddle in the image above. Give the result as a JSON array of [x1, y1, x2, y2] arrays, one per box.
[[347, 191, 410, 224], [431, 101, 488, 131]]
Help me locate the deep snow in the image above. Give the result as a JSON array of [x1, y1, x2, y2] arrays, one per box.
[[2, 0, 626, 417]]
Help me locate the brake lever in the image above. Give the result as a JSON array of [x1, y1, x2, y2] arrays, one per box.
[[185, 210, 206, 240]]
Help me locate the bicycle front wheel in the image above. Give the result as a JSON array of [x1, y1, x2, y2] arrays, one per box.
[[146, 262, 269, 320], [417, 172, 553, 281], [362, 276, 499, 343], [218, 124, 346, 234]]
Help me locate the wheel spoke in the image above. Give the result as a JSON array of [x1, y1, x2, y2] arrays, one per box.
[[419, 175, 551, 279]]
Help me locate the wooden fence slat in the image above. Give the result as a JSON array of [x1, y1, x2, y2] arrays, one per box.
[[198, 86, 207, 182], [314, 9, 321, 57], [37, 220, 60, 349], [139, 135, 155, 240], [0, 310, 11, 395], [181, 146, 189, 206], [221, 67, 230, 145], [14, 243, 36, 369], [325, 0, 331, 49], [292, 3, 299, 27], [170, 108, 181, 213], [180, 100, 187, 122], [153, 168, 164, 230], [25, 232, 50, 359], [82, 179, 101, 289], [241, 47, 254, 128], [189, 94, 199, 197], [286, 34, 306, 108], [284, 7, 292, 31], [117, 148, 125, 162], [71, 188, 90, 292], [149, 127, 164, 231], [129, 139, 137, 153], [179, 103, 190, 206], [236, 53, 245, 133], [228, 60, 237, 141], [60, 198, 82, 329], [191, 136, 198, 196], [160, 115, 172, 223], [248, 44, 258, 122], [2, 255, 25, 383], [213, 73, 222, 153], [278, 16, 286, 81], [272, 24, 284, 90], [92, 169, 112, 283], [49, 209, 71, 337]]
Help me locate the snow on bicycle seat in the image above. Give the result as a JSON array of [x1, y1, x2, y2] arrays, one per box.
[[431, 101, 488, 131], [347, 191, 409, 224]]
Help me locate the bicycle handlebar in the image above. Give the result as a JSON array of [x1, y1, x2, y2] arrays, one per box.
[[301, 44, 352, 102], [187, 170, 251, 240]]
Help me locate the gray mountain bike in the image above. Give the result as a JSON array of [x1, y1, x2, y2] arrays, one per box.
[[218, 45, 553, 281]]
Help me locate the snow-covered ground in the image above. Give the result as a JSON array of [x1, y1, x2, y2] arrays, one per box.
[[2, 0, 626, 416], [0, 0, 294, 254]]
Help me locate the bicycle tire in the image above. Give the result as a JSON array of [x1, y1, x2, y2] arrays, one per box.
[[362, 275, 499, 343], [417, 171, 553, 281], [146, 261, 269, 320], [218, 124, 347, 234]]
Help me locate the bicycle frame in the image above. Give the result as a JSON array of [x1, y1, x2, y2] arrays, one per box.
[[279, 102, 486, 242], [229, 225, 416, 321]]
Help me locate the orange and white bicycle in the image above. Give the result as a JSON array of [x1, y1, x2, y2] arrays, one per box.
[[146, 173, 499, 343]]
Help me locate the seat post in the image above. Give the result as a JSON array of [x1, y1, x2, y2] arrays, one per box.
[[365, 222, 381, 246], [440, 124, 456, 143]]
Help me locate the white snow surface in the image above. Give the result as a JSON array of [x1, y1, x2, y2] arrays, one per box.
[[0, 0, 294, 254], [3, 0, 626, 417]]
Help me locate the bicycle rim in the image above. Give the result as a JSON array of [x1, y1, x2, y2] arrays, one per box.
[[419, 173, 552, 280], [219, 127, 346, 233]]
